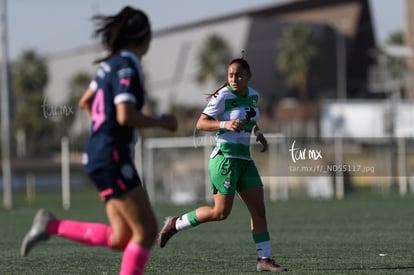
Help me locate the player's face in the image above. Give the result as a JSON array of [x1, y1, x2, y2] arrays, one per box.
[[227, 63, 251, 95]]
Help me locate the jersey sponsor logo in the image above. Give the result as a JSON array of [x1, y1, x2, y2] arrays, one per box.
[[117, 67, 133, 78], [244, 107, 256, 121]]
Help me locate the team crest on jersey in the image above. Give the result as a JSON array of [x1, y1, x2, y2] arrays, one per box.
[[224, 178, 231, 189]]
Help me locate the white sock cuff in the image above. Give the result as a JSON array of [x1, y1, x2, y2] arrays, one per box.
[[256, 240, 271, 259], [175, 214, 192, 231]]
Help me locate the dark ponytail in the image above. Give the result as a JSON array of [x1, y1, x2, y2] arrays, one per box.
[[92, 6, 151, 63], [206, 82, 229, 100]]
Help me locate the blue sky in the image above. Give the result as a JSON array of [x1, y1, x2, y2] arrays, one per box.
[[5, 0, 405, 60]]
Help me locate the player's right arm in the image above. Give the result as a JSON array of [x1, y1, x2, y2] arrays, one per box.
[[79, 80, 97, 115], [196, 114, 242, 132], [196, 90, 241, 132]]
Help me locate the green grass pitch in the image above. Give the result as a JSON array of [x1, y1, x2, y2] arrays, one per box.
[[1, 190, 414, 274]]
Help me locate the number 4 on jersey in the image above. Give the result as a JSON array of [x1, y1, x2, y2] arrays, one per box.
[[91, 89, 106, 131]]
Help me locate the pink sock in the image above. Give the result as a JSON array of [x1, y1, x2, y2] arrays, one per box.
[[47, 219, 112, 247], [119, 242, 150, 275]]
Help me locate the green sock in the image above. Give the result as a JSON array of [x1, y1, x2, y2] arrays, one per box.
[[175, 210, 200, 231]]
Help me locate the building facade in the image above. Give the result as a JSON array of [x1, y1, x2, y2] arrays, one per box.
[[44, 0, 376, 136]]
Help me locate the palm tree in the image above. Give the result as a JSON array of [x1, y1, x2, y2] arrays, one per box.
[[13, 50, 48, 97], [196, 34, 232, 85], [277, 24, 319, 101]]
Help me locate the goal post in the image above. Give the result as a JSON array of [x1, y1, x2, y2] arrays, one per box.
[[139, 133, 287, 204]]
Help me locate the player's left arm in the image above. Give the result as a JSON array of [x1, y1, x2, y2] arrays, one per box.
[[253, 124, 267, 152]]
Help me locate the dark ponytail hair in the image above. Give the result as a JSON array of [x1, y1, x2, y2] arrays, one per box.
[[206, 57, 251, 99], [92, 6, 151, 63]]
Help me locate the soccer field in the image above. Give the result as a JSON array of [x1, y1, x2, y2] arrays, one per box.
[[1, 190, 414, 274]]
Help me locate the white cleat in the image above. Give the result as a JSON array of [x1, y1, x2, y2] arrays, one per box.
[[20, 208, 55, 256]]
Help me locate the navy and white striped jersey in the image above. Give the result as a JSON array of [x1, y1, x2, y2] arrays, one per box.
[[84, 51, 145, 171]]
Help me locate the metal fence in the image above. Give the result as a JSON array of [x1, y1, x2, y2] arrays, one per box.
[[3, 134, 414, 208], [138, 134, 414, 204]]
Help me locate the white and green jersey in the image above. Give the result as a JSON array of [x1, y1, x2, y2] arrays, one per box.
[[202, 85, 260, 160]]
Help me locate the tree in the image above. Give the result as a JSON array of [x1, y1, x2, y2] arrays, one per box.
[[12, 50, 53, 157], [385, 30, 406, 73], [196, 34, 232, 85], [370, 30, 407, 95], [387, 31, 404, 45], [277, 24, 319, 101], [13, 50, 48, 98]]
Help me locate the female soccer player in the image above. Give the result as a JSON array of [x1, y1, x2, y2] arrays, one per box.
[[158, 57, 287, 272], [20, 6, 177, 275]]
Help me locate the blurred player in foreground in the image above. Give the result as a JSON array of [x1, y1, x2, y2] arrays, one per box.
[[20, 6, 177, 275], [158, 57, 287, 272]]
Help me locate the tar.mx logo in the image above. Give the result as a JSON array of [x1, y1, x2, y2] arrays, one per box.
[[41, 97, 75, 119], [289, 140, 323, 163]]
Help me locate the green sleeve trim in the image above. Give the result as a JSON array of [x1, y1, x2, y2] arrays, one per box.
[[252, 232, 270, 243]]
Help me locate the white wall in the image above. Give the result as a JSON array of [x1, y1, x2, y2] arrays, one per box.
[[321, 100, 414, 138]]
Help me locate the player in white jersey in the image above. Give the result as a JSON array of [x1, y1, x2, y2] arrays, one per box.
[[158, 58, 287, 272]]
